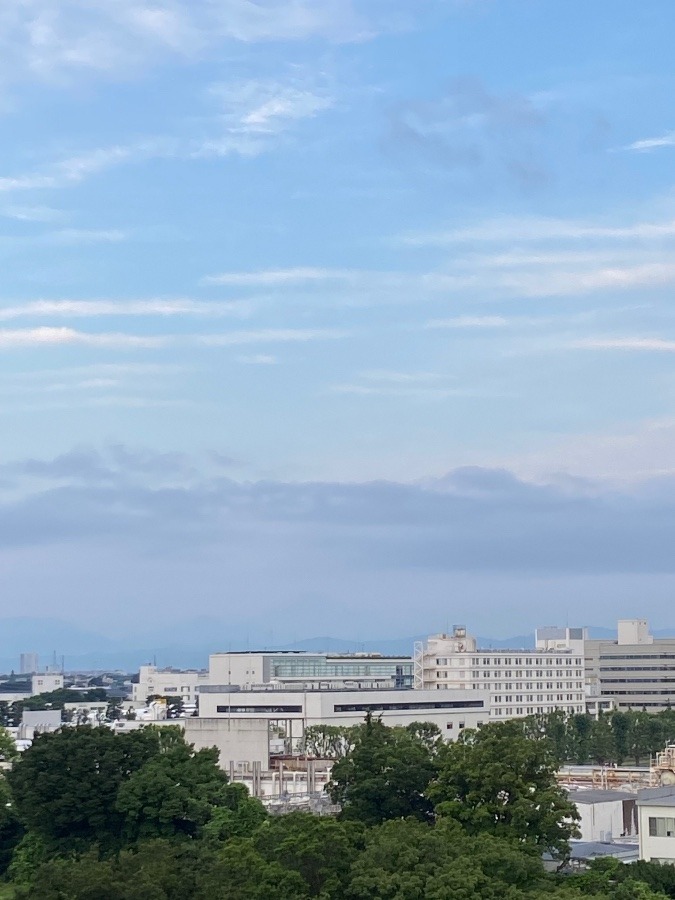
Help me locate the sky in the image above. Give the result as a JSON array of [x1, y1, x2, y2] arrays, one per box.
[[2, 0, 675, 642]]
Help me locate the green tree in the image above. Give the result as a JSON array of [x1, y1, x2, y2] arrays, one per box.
[[611, 712, 631, 765], [115, 743, 232, 842], [344, 818, 551, 900], [327, 714, 438, 825], [428, 720, 579, 858], [589, 712, 615, 765], [201, 783, 267, 842], [7, 725, 165, 852], [254, 812, 362, 897]]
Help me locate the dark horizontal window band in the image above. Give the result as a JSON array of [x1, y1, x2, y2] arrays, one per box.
[[216, 705, 303, 713], [333, 700, 484, 712]]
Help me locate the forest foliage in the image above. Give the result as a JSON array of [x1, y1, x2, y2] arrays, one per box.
[[0, 716, 671, 898]]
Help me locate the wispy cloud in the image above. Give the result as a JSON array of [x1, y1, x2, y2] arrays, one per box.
[[573, 337, 675, 352], [0, 299, 251, 321], [0, 327, 169, 349], [360, 370, 443, 384], [0, 205, 64, 223], [399, 215, 675, 246], [236, 354, 278, 365], [202, 267, 352, 287], [426, 316, 508, 329], [200, 328, 348, 346], [210, 79, 333, 137], [620, 132, 675, 152], [0, 1, 380, 89]]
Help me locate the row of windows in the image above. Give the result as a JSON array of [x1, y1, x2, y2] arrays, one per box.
[[493, 694, 583, 703], [493, 704, 583, 717], [601, 678, 675, 684], [434, 658, 581, 667]]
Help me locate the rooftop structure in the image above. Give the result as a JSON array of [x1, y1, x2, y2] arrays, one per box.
[[207, 651, 414, 691]]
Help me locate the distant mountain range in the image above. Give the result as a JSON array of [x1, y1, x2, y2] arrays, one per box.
[[0, 617, 673, 674]]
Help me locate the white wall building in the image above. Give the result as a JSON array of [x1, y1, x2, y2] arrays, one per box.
[[207, 651, 413, 690], [31, 673, 63, 694], [132, 666, 208, 706], [569, 790, 638, 843], [638, 787, 675, 863], [414, 626, 585, 720], [585, 620, 675, 711], [196, 683, 489, 768]]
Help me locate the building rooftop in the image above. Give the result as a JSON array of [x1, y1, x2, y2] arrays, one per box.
[[637, 787, 675, 807], [568, 790, 635, 804]]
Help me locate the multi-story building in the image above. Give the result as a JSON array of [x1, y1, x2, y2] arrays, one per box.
[[585, 619, 675, 711], [190, 683, 490, 771], [19, 653, 38, 675], [414, 625, 586, 720], [132, 665, 208, 706], [207, 651, 413, 691]]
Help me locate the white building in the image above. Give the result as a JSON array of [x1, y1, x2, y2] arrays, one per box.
[[193, 683, 489, 770], [414, 625, 586, 720], [585, 620, 675, 711], [31, 673, 63, 695], [207, 651, 413, 690], [132, 666, 208, 706], [638, 787, 675, 863], [569, 790, 638, 842]]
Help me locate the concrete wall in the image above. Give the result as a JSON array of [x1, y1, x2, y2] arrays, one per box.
[[575, 799, 626, 842], [185, 717, 270, 771]]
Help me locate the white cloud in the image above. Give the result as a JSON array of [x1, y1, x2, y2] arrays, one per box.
[[0, 299, 250, 321], [330, 383, 462, 399], [236, 354, 278, 365], [47, 228, 127, 244], [200, 328, 348, 346], [400, 215, 675, 246], [202, 266, 351, 287], [211, 79, 333, 136], [0, 205, 63, 222], [0, 327, 169, 349], [620, 132, 675, 152], [0, 1, 376, 88], [426, 315, 508, 329], [572, 337, 675, 352], [360, 370, 443, 383]]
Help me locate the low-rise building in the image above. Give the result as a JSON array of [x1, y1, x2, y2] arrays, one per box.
[[132, 665, 208, 706], [414, 625, 585, 720], [638, 787, 675, 863], [31, 673, 63, 694], [568, 790, 638, 842]]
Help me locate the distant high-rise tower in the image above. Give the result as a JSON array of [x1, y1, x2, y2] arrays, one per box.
[[19, 652, 39, 675]]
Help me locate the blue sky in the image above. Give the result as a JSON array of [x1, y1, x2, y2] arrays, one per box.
[[2, 0, 675, 642]]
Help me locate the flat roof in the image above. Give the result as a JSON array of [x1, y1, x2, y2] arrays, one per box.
[[568, 790, 635, 804], [638, 794, 675, 808]]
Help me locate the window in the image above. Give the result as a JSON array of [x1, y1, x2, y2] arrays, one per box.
[[446, 722, 453, 730], [649, 817, 675, 837]]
